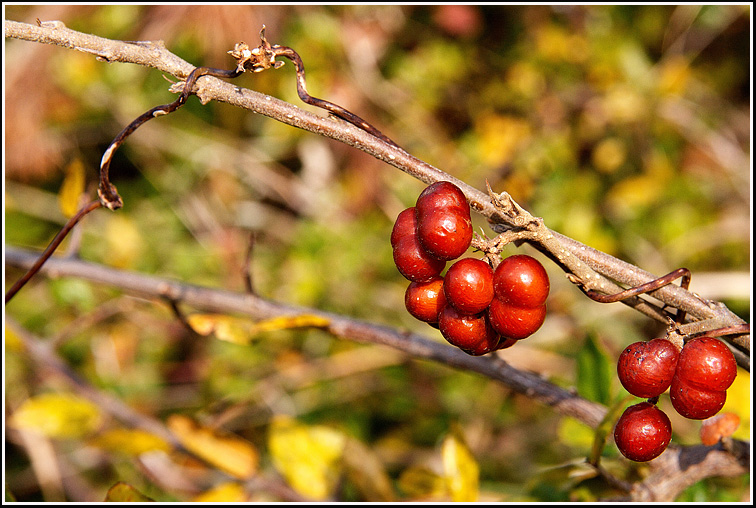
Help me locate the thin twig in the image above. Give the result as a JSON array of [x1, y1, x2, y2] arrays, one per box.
[[4, 200, 102, 304]]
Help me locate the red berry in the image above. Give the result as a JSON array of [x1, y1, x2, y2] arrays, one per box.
[[617, 338, 679, 398], [674, 337, 737, 393], [416, 181, 469, 212], [614, 402, 672, 462], [493, 254, 550, 308], [669, 375, 727, 420], [393, 234, 446, 282], [487, 297, 546, 340], [405, 277, 447, 324], [443, 258, 494, 314], [438, 305, 500, 356], [391, 207, 417, 248], [416, 208, 473, 261]]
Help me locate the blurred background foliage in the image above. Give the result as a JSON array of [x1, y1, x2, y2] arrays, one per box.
[[4, 4, 751, 502]]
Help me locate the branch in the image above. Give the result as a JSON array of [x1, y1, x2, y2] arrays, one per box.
[[5, 19, 747, 349], [624, 440, 750, 502], [4, 246, 607, 427]]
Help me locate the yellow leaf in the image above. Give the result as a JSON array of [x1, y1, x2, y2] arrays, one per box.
[[592, 137, 627, 174], [441, 428, 479, 502], [11, 393, 102, 439], [397, 467, 446, 499], [186, 314, 253, 344], [475, 113, 532, 168], [91, 428, 171, 457], [58, 159, 86, 218], [268, 415, 346, 500], [4, 325, 23, 352], [167, 415, 258, 479], [187, 314, 330, 345], [105, 214, 144, 269], [606, 174, 665, 218], [722, 370, 750, 441], [104, 482, 154, 502], [192, 482, 248, 502], [250, 315, 330, 334], [657, 55, 691, 96]]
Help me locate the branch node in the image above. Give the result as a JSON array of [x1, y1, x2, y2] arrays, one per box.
[[37, 19, 66, 29], [227, 25, 284, 74]]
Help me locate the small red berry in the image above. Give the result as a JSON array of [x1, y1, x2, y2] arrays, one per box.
[[393, 234, 446, 282], [438, 305, 500, 356], [669, 375, 727, 420], [675, 337, 737, 393], [614, 402, 672, 462], [493, 254, 550, 308], [416, 208, 472, 261], [391, 207, 417, 248], [443, 258, 494, 314], [405, 277, 447, 324], [487, 297, 546, 340], [617, 338, 679, 398], [416, 181, 469, 213]]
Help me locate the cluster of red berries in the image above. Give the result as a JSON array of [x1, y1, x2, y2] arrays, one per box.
[[391, 181, 549, 356], [613, 336, 738, 462]]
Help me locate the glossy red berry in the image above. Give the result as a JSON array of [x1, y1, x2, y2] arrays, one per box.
[[438, 305, 501, 356], [405, 277, 447, 324], [674, 337, 737, 393], [414, 181, 473, 261], [391, 207, 417, 248], [393, 234, 446, 282], [493, 254, 550, 308], [416, 208, 473, 261], [416, 181, 469, 213], [487, 297, 546, 340], [443, 258, 494, 314], [669, 375, 727, 420], [617, 338, 679, 398], [614, 402, 672, 462]]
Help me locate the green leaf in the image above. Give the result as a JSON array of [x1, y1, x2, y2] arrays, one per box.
[[588, 394, 635, 466], [576, 334, 614, 405]]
